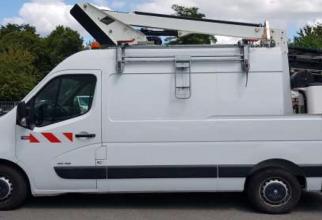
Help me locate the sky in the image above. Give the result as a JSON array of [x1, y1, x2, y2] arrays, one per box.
[[1, 0, 322, 44]]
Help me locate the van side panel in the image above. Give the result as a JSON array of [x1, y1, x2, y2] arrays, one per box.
[[101, 47, 322, 192]]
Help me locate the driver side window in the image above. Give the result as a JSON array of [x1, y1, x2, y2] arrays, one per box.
[[29, 75, 96, 127]]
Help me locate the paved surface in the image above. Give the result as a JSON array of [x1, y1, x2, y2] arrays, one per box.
[[1, 192, 322, 220]]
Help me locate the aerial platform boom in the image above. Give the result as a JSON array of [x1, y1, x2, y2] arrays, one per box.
[[71, 3, 287, 48]]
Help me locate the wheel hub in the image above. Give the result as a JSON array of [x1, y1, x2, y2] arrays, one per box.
[[261, 179, 290, 205], [0, 177, 13, 201]]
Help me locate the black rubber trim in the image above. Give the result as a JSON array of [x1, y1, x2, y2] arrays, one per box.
[[54, 165, 322, 179], [70, 4, 115, 46], [301, 166, 322, 178], [108, 166, 218, 179], [134, 11, 262, 27], [54, 166, 218, 179], [218, 165, 253, 178], [55, 167, 106, 179]]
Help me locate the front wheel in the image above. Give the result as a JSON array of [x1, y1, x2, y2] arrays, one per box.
[[246, 168, 302, 214], [0, 165, 28, 210]]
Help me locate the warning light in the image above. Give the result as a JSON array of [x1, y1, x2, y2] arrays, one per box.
[[91, 41, 101, 49]]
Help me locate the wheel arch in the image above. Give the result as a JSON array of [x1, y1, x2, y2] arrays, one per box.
[[245, 159, 307, 189], [0, 159, 31, 193]]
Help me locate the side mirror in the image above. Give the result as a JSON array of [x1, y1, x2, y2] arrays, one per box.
[[16, 101, 34, 130]]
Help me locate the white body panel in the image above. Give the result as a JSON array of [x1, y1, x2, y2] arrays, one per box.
[[0, 46, 322, 196], [305, 86, 322, 114]]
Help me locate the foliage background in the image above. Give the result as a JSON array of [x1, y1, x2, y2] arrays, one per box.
[[291, 24, 322, 49], [0, 24, 83, 101]]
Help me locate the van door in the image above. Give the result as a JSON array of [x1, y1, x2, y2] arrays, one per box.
[[98, 65, 218, 192], [16, 70, 102, 191]]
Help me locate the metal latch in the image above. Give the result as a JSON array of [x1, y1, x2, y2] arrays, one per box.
[[175, 56, 191, 99], [240, 43, 250, 86], [116, 46, 126, 74]]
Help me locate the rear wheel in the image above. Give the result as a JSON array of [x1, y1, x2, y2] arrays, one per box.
[[246, 168, 301, 214], [0, 165, 28, 210]]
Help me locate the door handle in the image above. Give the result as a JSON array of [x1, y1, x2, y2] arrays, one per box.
[[75, 133, 96, 139]]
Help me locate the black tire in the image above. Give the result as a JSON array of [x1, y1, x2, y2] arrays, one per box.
[[0, 165, 28, 210], [246, 168, 301, 214]]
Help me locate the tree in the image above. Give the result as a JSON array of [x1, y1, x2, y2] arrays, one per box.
[[292, 24, 322, 49], [0, 24, 43, 101], [169, 4, 216, 45], [0, 48, 39, 101], [0, 24, 46, 75], [0, 24, 84, 101], [44, 26, 84, 69], [0, 24, 36, 38]]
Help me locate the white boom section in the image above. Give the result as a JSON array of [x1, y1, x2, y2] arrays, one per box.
[[74, 3, 287, 48], [75, 3, 147, 45]]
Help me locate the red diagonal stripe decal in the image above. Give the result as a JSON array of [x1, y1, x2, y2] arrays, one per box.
[[29, 134, 40, 143], [42, 133, 61, 143], [63, 132, 73, 142]]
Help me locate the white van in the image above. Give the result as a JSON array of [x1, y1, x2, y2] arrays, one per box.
[[0, 3, 321, 214]]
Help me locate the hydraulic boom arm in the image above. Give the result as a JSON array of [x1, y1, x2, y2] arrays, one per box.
[[71, 3, 287, 48]]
